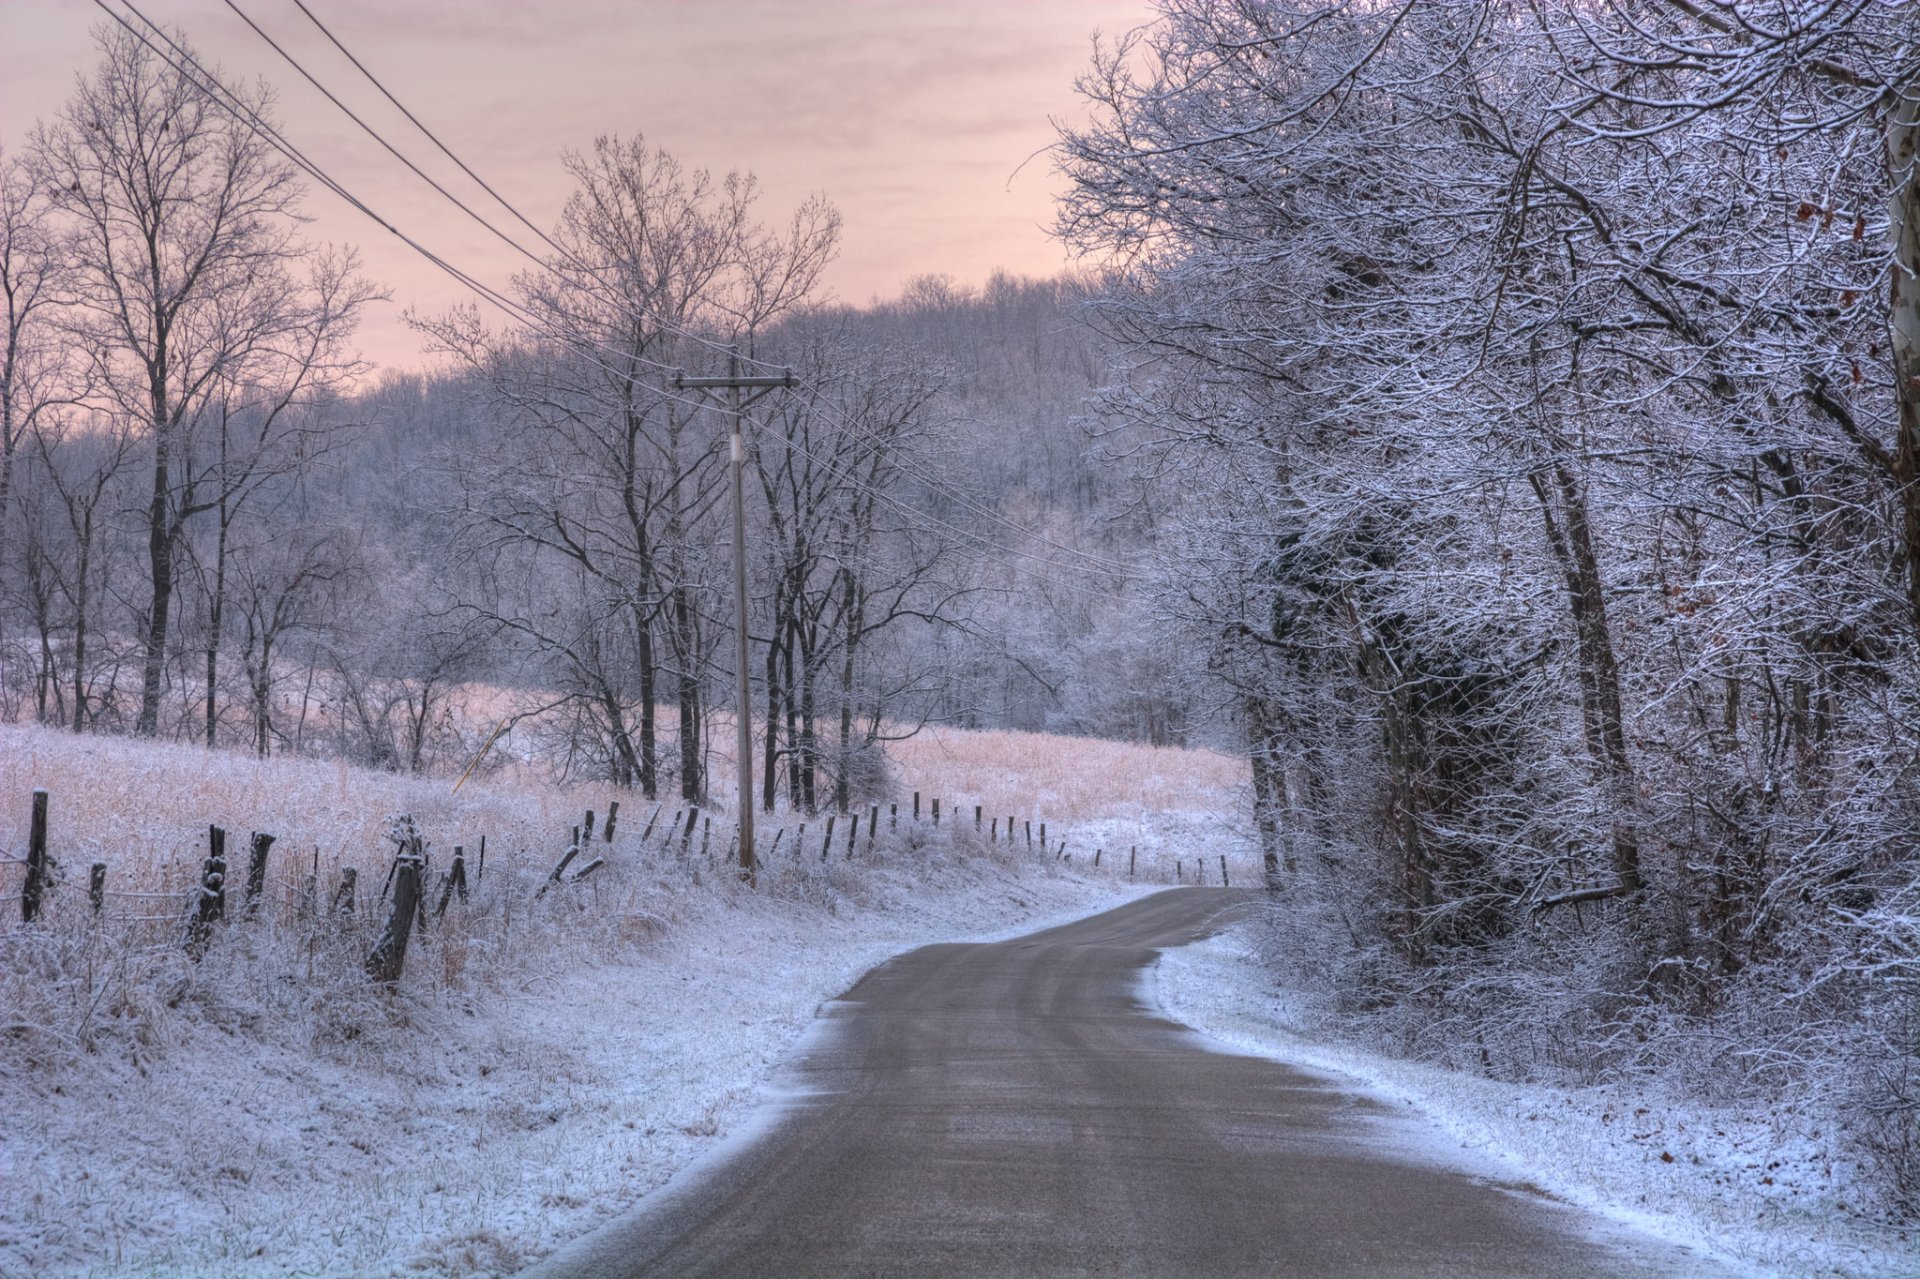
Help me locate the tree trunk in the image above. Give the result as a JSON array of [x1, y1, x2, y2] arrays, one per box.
[[1888, 82, 1920, 638], [1529, 462, 1643, 894], [206, 500, 229, 747], [68, 509, 92, 732], [673, 583, 704, 802], [137, 365, 174, 738]]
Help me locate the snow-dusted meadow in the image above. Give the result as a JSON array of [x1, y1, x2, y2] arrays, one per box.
[[0, 722, 1240, 1276]]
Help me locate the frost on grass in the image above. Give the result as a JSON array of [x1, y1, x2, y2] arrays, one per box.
[[0, 722, 1200, 1277]]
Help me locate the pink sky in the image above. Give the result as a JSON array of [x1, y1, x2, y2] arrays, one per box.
[[0, 0, 1150, 371]]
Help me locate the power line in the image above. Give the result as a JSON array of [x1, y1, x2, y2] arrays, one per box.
[[250, 3, 1130, 579], [95, 0, 1129, 595], [250, 0, 781, 374]]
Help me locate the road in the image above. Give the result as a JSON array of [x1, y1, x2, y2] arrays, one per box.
[[522, 888, 1734, 1278]]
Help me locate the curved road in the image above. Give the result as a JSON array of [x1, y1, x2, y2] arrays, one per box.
[[523, 888, 1733, 1278]]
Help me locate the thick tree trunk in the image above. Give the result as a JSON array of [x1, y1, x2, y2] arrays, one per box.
[[762, 598, 784, 814], [69, 514, 91, 732], [206, 503, 229, 747], [137, 365, 174, 737], [673, 583, 704, 802], [1247, 702, 1288, 890], [1888, 83, 1920, 638], [1529, 462, 1643, 894]]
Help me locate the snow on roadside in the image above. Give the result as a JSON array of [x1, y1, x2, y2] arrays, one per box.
[[5, 861, 1151, 1278], [1148, 927, 1915, 1279]]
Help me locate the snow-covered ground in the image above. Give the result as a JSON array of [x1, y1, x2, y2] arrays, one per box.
[[3, 721, 1224, 1278], [4, 857, 1150, 1277], [1149, 927, 1915, 1279]]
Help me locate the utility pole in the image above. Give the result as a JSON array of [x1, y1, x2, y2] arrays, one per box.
[[674, 347, 796, 885]]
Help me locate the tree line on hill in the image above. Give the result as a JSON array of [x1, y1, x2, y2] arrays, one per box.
[[0, 24, 1182, 813]]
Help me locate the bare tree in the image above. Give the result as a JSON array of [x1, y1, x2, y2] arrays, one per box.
[[32, 24, 373, 737], [423, 134, 837, 800]]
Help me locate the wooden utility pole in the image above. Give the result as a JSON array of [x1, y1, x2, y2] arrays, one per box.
[[674, 349, 797, 885]]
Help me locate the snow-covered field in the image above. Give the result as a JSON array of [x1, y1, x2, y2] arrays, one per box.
[[0, 722, 1231, 1277], [1150, 929, 1916, 1279]]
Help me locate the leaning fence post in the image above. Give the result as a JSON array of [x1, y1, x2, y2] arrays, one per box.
[[821, 815, 836, 862], [185, 826, 228, 959], [366, 840, 424, 983], [1095, 848, 1102, 868], [436, 846, 468, 917], [22, 789, 49, 923]]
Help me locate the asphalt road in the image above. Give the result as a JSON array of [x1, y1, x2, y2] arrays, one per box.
[[522, 888, 1734, 1278]]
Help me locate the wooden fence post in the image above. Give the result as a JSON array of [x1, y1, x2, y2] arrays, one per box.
[[913, 792, 921, 822], [436, 847, 469, 917], [1038, 823, 1047, 852], [890, 802, 898, 831], [681, 807, 700, 853], [821, 815, 836, 862], [89, 862, 106, 914], [245, 832, 276, 917], [846, 813, 859, 856], [1176, 858, 1183, 883], [1025, 820, 1032, 850], [990, 817, 999, 842], [1220, 855, 1230, 887], [332, 866, 358, 914], [476, 835, 487, 881], [641, 806, 664, 843], [768, 828, 786, 858], [868, 805, 879, 850], [22, 789, 49, 923], [1095, 848, 1102, 867], [1129, 846, 1137, 879], [1007, 816, 1014, 847], [603, 800, 621, 843], [366, 841, 423, 983], [185, 826, 228, 959], [932, 798, 941, 826], [974, 805, 982, 832]]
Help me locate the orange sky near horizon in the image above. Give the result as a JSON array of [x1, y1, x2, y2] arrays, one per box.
[[0, 0, 1153, 373]]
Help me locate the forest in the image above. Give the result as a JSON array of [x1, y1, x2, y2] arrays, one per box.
[[3, 0, 1918, 1222]]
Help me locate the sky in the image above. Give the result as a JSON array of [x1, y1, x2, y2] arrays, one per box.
[[0, 0, 1152, 371]]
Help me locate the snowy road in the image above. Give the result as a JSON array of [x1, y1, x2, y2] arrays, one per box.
[[521, 888, 1736, 1278]]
